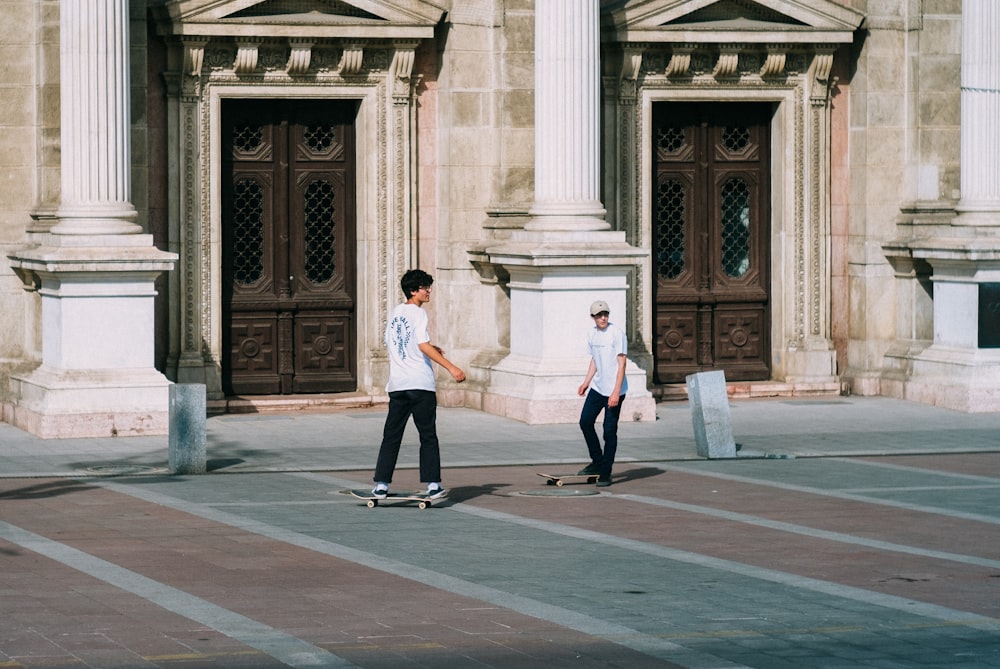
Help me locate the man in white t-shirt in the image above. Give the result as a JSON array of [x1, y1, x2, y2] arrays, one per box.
[[576, 300, 628, 487], [372, 269, 466, 499]]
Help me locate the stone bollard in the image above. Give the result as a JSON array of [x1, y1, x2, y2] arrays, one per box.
[[169, 383, 207, 474], [686, 370, 737, 459]]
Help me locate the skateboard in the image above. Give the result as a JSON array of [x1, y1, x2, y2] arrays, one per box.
[[349, 489, 444, 509], [536, 472, 599, 487]]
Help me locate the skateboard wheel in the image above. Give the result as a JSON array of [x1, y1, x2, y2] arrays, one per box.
[[556, 480, 564, 487], [418, 501, 429, 510], [367, 500, 377, 508], [588, 476, 598, 483], [545, 479, 556, 486]]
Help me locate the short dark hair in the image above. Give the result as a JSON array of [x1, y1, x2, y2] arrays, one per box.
[[401, 269, 433, 298]]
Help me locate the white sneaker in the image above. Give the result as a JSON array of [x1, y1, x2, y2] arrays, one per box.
[[426, 485, 447, 500], [371, 483, 388, 499]]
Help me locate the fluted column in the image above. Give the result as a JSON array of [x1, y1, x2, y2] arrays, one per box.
[[526, 0, 608, 231], [52, 0, 141, 235], [955, 0, 1000, 225]]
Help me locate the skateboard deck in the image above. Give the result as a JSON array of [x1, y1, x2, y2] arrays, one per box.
[[536, 472, 599, 486], [349, 489, 444, 509]]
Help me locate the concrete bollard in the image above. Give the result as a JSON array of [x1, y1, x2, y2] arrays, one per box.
[[169, 383, 207, 474], [686, 370, 737, 459]]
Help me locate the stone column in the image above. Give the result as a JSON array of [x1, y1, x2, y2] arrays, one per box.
[[6, 0, 177, 438], [481, 0, 654, 424], [52, 0, 142, 236], [954, 0, 1000, 226], [526, 0, 608, 232]]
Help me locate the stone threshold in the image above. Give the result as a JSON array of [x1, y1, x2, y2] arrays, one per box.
[[207, 392, 386, 416], [654, 381, 843, 403]]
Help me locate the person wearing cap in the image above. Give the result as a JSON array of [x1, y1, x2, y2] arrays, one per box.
[[576, 299, 629, 487]]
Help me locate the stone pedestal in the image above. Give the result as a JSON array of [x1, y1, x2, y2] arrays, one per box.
[[895, 240, 1000, 411], [483, 231, 654, 423], [8, 235, 177, 437]]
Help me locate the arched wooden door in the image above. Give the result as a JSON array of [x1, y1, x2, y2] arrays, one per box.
[[652, 102, 772, 383], [221, 99, 358, 395]]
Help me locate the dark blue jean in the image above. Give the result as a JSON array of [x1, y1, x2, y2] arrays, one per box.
[[579, 388, 625, 479], [374, 389, 440, 484]]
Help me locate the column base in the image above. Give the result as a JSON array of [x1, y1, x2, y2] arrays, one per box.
[[8, 366, 172, 439], [881, 345, 1000, 413], [477, 353, 656, 424]]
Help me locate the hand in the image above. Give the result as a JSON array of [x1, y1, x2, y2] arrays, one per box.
[[577, 383, 588, 397], [607, 394, 620, 408], [449, 366, 467, 383]]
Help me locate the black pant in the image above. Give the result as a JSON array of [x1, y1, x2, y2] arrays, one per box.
[[374, 389, 440, 484], [579, 388, 625, 479]]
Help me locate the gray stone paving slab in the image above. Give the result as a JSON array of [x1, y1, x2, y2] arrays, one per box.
[[3, 396, 1000, 479]]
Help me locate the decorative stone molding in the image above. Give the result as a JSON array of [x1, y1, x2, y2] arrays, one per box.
[[712, 46, 740, 79], [234, 42, 259, 75], [760, 46, 787, 78], [286, 39, 314, 75], [389, 44, 417, 103], [183, 39, 206, 77], [340, 46, 364, 75], [665, 45, 693, 77]]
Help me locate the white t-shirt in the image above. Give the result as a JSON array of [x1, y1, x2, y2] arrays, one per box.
[[588, 322, 629, 397], [384, 302, 435, 392]]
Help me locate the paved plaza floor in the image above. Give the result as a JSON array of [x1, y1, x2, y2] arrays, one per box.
[[1, 396, 999, 668]]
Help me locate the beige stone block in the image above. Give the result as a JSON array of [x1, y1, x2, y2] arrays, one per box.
[[919, 128, 960, 166], [444, 53, 493, 89], [861, 25, 904, 54], [919, 91, 959, 127], [39, 85, 61, 122], [918, 55, 962, 92], [0, 48, 33, 86], [919, 16, 962, 55], [867, 93, 905, 127], [0, 168, 34, 208], [501, 13, 534, 52], [496, 167, 533, 205], [447, 167, 492, 208], [500, 128, 533, 165], [3, 2, 34, 42], [0, 125, 31, 155], [447, 128, 495, 166], [865, 57, 907, 93], [449, 91, 485, 127], [864, 128, 905, 167], [502, 52, 533, 89], [0, 86, 33, 126], [501, 89, 533, 128], [445, 25, 495, 53]]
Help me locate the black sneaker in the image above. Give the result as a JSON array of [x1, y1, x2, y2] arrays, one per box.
[[426, 485, 447, 500], [577, 463, 602, 475], [596, 479, 612, 488], [371, 484, 388, 499]]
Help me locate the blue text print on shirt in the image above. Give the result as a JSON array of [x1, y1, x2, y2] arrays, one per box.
[[389, 316, 413, 360]]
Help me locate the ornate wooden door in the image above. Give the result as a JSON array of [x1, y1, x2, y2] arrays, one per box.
[[222, 100, 357, 395], [652, 102, 772, 383]]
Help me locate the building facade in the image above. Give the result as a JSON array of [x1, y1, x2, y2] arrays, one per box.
[[2, 0, 998, 438]]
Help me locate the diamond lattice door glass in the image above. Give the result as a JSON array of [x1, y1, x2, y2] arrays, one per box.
[[652, 102, 772, 383], [222, 100, 358, 395]]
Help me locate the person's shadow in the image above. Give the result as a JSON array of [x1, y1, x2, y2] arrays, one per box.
[[443, 483, 507, 503], [612, 466, 664, 484]]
